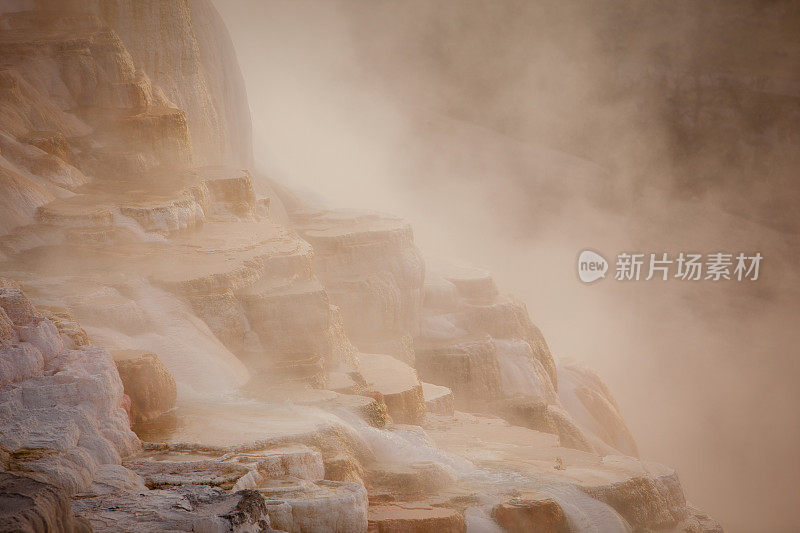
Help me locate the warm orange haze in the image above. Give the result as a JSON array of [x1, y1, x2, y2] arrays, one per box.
[[0, 1, 798, 532]]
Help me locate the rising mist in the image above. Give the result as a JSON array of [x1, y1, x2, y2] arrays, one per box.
[[214, 1, 800, 530]]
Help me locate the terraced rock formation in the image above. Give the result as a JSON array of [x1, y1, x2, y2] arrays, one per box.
[[0, 2, 721, 532]]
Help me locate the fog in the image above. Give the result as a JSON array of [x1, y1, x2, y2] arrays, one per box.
[[213, 1, 800, 530]]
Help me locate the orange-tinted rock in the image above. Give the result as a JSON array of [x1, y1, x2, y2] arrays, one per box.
[[578, 457, 690, 531], [0, 472, 92, 533], [368, 462, 455, 496], [0, 286, 41, 325], [455, 297, 556, 390], [491, 494, 568, 533], [206, 173, 258, 217], [0, 307, 15, 343], [491, 396, 594, 453], [558, 361, 639, 457], [358, 353, 425, 424], [325, 454, 366, 485], [113, 350, 177, 425], [422, 382, 454, 417], [21, 130, 70, 161], [415, 336, 503, 412], [38, 307, 91, 349], [368, 502, 466, 533]]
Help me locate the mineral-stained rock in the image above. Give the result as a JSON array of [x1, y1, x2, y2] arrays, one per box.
[[491, 396, 594, 453], [0, 472, 91, 533], [51, 0, 254, 168], [0, 286, 41, 325], [422, 382, 455, 417], [118, 188, 208, 234], [577, 456, 690, 531], [558, 361, 639, 457], [358, 352, 426, 424], [121, 444, 328, 494], [187, 288, 248, 352], [454, 297, 557, 390], [0, 286, 139, 495], [324, 453, 366, 485], [113, 350, 177, 425], [686, 504, 725, 533], [293, 209, 425, 352], [0, 306, 15, 343], [0, 164, 55, 237], [368, 502, 466, 533], [36, 198, 114, 229], [38, 307, 91, 349], [359, 333, 416, 367], [415, 336, 503, 412], [0, 342, 43, 387], [367, 461, 456, 496], [494, 338, 558, 404], [124, 457, 250, 490], [224, 445, 326, 487], [205, 172, 258, 217], [441, 264, 499, 305], [258, 478, 369, 533], [73, 485, 272, 532], [241, 278, 332, 363], [491, 493, 569, 533]]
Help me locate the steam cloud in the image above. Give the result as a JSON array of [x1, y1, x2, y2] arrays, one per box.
[[214, 1, 800, 530]]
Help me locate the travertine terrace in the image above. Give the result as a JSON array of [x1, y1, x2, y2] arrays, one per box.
[[0, 2, 722, 532]]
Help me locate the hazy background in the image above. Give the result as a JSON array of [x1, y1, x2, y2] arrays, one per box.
[[213, 1, 800, 530]]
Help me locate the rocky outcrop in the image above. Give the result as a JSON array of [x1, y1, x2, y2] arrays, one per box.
[[358, 352, 426, 425], [293, 209, 425, 366], [368, 502, 466, 533], [415, 336, 503, 412], [0, 285, 139, 495], [492, 494, 569, 533], [558, 361, 639, 457], [577, 456, 690, 531], [0, 472, 91, 533], [422, 382, 454, 417], [367, 461, 456, 497], [258, 479, 368, 533], [74, 486, 274, 532], [113, 350, 177, 425], [35, 0, 253, 169], [490, 396, 594, 453]]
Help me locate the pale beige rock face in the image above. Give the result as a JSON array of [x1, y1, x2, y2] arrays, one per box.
[[0, 288, 139, 495], [558, 361, 639, 457], [292, 209, 426, 357], [422, 382, 455, 417], [37, 0, 253, 169], [415, 336, 504, 412]]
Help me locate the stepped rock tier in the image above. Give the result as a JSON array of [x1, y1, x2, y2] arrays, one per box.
[[0, 1, 721, 532]]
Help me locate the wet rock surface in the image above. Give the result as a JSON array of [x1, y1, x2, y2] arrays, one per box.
[[0, 472, 91, 533], [114, 350, 177, 425]]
